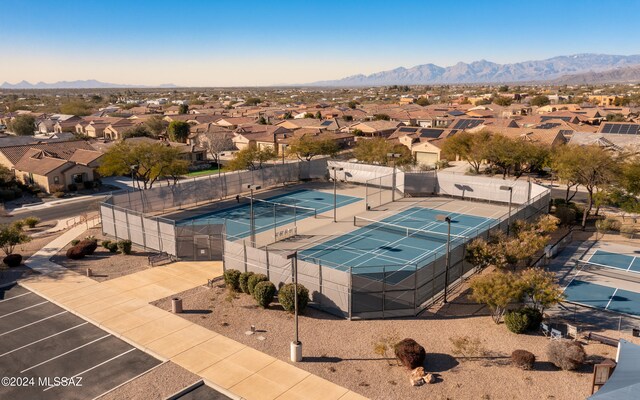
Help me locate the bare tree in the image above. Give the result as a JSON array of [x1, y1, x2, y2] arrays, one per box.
[[195, 131, 235, 166]]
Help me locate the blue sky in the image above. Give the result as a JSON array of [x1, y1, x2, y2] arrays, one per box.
[[2, 0, 640, 86]]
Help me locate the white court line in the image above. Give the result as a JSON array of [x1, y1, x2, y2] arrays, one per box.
[[0, 301, 48, 319], [0, 292, 32, 303], [0, 322, 89, 358], [605, 288, 619, 310], [21, 334, 111, 373], [43, 348, 136, 392], [0, 311, 67, 337], [627, 257, 636, 271]]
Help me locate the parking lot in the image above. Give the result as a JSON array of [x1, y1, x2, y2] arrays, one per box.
[[0, 284, 162, 400]]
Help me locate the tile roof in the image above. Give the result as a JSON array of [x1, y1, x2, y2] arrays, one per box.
[[0, 140, 98, 166]]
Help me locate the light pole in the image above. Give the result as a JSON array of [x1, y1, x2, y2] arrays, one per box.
[[500, 186, 513, 235], [247, 184, 261, 247], [281, 144, 288, 165], [130, 164, 138, 190], [217, 152, 224, 179], [436, 214, 452, 304], [387, 153, 401, 202], [286, 251, 302, 362], [329, 166, 344, 222]]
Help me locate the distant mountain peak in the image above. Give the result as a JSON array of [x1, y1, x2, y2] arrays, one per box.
[[308, 53, 640, 86], [0, 80, 177, 89]]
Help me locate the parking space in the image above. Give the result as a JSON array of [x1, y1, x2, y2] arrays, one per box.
[[0, 284, 161, 400]]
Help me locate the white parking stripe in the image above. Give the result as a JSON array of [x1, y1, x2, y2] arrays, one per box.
[[20, 334, 111, 373], [0, 311, 67, 337], [0, 301, 48, 318], [42, 348, 136, 392], [0, 322, 89, 358], [0, 292, 32, 303]]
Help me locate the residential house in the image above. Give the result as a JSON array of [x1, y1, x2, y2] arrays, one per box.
[[345, 120, 405, 138]]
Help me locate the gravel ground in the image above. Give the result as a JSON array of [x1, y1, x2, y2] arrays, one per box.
[[50, 227, 153, 281], [97, 361, 201, 400], [0, 225, 58, 285], [151, 282, 625, 400]]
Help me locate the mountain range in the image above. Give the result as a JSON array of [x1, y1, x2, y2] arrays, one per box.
[[0, 80, 177, 89], [308, 54, 640, 86]]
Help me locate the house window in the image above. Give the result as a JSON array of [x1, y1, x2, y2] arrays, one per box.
[[53, 176, 59, 184], [72, 173, 84, 184]]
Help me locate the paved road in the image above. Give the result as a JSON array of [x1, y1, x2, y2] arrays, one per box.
[[5, 197, 105, 223]]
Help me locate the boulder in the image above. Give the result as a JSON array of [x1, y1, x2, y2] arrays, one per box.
[[409, 367, 426, 386], [424, 373, 435, 384]]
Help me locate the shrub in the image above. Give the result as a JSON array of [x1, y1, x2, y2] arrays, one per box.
[[12, 220, 25, 230], [253, 281, 276, 308], [23, 217, 40, 228], [3, 254, 22, 267], [77, 239, 98, 255], [223, 269, 241, 291], [53, 191, 65, 198], [83, 181, 94, 190], [117, 239, 132, 255], [106, 242, 118, 253], [621, 225, 637, 239], [596, 218, 622, 233], [394, 338, 426, 370], [547, 339, 586, 371], [504, 309, 530, 334], [71, 239, 80, 246], [555, 205, 577, 226], [68, 183, 78, 192], [521, 307, 543, 331], [511, 350, 535, 370], [239, 271, 254, 294], [101, 240, 112, 249], [278, 283, 309, 313], [66, 246, 86, 260], [248, 273, 268, 295]]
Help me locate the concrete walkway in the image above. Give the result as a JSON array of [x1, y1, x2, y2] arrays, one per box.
[[21, 232, 366, 400]]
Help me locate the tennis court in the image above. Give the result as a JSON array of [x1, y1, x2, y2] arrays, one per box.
[[177, 189, 360, 239], [299, 206, 496, 274], [586, 249, 640, 273], [563, 279, 640, 317]]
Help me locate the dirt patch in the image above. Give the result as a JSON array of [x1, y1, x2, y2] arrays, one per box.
[[97, 362, 200, 400], [50, 227, 154, 281], [151, 283, 617, 400]]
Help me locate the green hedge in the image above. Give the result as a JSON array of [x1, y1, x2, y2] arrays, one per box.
[[278, 283, 309, 313], [253, 281, 276, 308], [223, 269, 241, 291], [248, 273, 268, 295]]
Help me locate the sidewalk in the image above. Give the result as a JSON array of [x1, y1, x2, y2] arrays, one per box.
[[21, 231, 366, 400]]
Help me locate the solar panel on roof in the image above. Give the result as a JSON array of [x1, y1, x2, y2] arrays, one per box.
[[541, 116, 571, 122], [536, 122, 561, 129], [601, 123, 640, 135], [320, 120, 332, 126], [448, 110, 465, 116], [398, 127, 417, 133], [419, 129, 444, 139], [452, 119, 484, 130]]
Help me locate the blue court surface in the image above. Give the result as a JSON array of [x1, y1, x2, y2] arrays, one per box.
[[563, 279, 640, 317], [587, 249, 640, 273], [300, 207, 496, 274], [178, 189, 360, 239]]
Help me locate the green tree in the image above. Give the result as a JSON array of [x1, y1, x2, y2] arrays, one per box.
[[551, 145, 582, 202], [0, 222, 31, 256], [373, 113, 390, 121], [9, 115, 36, 136], [493, 96, 513, 106], [342, 115, 353, 122], [144, 115, 168, 137], [122, 124, 152, 139], [245, 97, 262, 106], [0, 165, 14, 187], [167, 120, 191, 143], [354, 138, 412, 167], [303, 112, 314, 119], [498, 85, 509, 93], [606, 113, 625, 122], [98, 142, 188, 189], [470, 272, 523, 324], [347, 100, 359, 109], [441, 130, 491, 173], [287, 136, 339, 162], [416, 97, 430, 106], [620, 158, 640, 196], [519, 268, 564, 313], [227, 147, 276, 171], [60, 100, 92, 116], [530, 95, 550, 107], [314, 111, 322, 119], [178, 104, 189, 114]]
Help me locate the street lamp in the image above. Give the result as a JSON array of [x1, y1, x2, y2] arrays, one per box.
[[286, 251, 302, 362], [281, 144, 288, 165], [500, 185, 513, 235], [329, 166, 344, 222], [247, 184, 261, 247], [387, 153, 401, 202], [130, 164, 138, 190], [436, 214, 452, 304]]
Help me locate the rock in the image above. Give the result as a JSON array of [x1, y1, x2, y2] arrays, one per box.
[[424, 373, 435, 384], [409, 367, 426, 386]]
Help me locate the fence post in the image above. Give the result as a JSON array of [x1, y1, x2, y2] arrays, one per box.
[[348, 266, 353, 320], [243, 241, 248, 273]]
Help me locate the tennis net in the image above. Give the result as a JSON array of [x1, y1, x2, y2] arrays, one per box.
[[575, 260, 640, 284], [239, 195, 317, 218], [354, 216, 470, 242]]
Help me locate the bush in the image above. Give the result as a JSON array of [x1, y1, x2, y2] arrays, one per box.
[[83, 181, 94, 190], [555, 205, 577, 226], [53, 191, 65, 198], [511, 350, 535, 370], [77, 239, 98, 255], [278, 283, 309, 313], [23, 217, 40, 228], [223, 269, 241, 291], [547, 339, 586, 370], [3, 254, 22, 267], [621, 225, 637, 239], [71, 239, 80, 246], [239, 271, 254, 294], [596, 218, 622, 233], [394, 338, 426, 370], [106, 242, 118, 253], [66, 246, 86, 260], [521, 307, 543, 331], [253, 281, 276, 308], [101, 240, 112, 249], [248, 273, 268, 295], [117, 239, 132, 255], [504, 309, 530, 334], [68, 183, 78, 192]]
